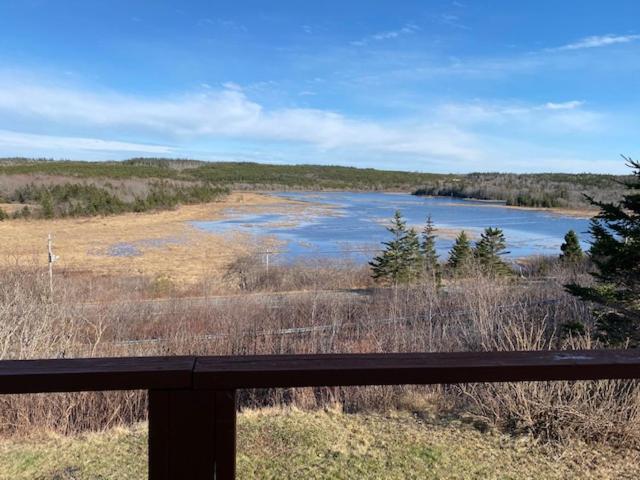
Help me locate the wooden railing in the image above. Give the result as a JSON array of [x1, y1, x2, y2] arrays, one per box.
[[1, 350, 640, 479]]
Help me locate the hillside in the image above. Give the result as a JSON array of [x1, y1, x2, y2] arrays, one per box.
[[0, 158, 629, 219]]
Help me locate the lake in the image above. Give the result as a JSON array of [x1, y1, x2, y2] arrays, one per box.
[[192, 192, 591, 263]]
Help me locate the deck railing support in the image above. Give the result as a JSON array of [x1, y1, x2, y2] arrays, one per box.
[[148, 389, 236, 480]]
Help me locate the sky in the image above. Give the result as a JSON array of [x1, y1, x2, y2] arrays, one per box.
[[0, 0, 638, 173]]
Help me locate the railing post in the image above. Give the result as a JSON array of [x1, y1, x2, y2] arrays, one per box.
[[148, 389, 237, 480], [148, 389, 217, 479], [214, 390, 237, 479]]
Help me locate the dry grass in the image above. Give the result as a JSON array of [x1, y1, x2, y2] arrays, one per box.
[[1, 256, 640, 450], [0, 192, 321, 283]]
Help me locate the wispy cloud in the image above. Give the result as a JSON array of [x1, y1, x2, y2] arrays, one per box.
[[0, 80, 478, 161], [542, 100, 584, 110], [437, 99, 601, 133], [0, 129, 172, 154], [197, 18, 247, 32], [436, 13, 469, 30], [350, 24, 419, 47], [552, 34, 640, 51], [0, 75, 627, 172]]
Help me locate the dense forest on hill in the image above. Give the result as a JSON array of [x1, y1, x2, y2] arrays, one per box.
[[413, 171, 627, 209], [0, 157, 629, 218], [0, 157, 450, 190]]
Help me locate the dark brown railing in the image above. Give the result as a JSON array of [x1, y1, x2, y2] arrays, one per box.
[[1, 350, 640, 479]]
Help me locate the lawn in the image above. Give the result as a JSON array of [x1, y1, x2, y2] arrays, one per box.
[[1, 408, 638, 479]]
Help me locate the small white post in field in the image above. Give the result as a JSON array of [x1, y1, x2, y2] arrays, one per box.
[[264, 250, 270, 275], [47, 233, 59, 298]]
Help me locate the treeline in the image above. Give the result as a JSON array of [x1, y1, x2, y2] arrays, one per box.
[[0, 158, 451, 190], [0, 158, 630, 209], [413, 172, 627, 209], [1, 181, 228, 220]]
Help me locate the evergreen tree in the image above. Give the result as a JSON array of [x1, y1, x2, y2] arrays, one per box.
[[40, 192, 54, 219], [370, 210, 422, 284], [404, 226, 423, 281], [559, 230, 583, 263], [0, 207, 7, 221], [447, 231, 473, 273], [474, 227, 510, 275], [421, 215, 441, 283], [566, 157, 640, 345]]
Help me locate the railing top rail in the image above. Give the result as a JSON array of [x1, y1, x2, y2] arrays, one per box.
[[0, 356, 195, 394], [194, 349, 640, 389], [1, 350, 640, 395]]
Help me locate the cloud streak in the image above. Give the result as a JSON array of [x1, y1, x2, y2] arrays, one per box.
[[0, 129, 172, 154], [553, 34, 640, 51], [350, 24, 419, 47]]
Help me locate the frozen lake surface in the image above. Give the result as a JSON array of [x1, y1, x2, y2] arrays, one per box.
[[192, 192, 590, 263]]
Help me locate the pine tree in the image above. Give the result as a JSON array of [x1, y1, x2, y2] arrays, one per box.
[[40, 193, 54, 219], [421, 215, 441, 283], [559, 230, 583, 263], [403, 226, 423, 281], [566, 157, 640, 345], [447, 231, 473, 273], [474, 227, 510, 275], [370, 210, 422, 284]]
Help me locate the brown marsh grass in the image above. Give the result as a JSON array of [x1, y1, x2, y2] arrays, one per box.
[[0, 256, 639, 447]]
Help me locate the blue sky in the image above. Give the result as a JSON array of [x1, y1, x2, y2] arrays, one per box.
[[0, 0, 638, 173]]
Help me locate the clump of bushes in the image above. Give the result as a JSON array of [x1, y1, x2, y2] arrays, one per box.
[[7, 181, 229, 219]]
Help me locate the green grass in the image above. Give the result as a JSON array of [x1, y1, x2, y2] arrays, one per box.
[[1, 409, 638, 479]]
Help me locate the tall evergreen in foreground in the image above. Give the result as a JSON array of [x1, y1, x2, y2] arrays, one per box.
[[559, 230, 583, 263], [447, 231, 473, 273], [370, 210, 421, 284], [421, 215, 441, 284], [474, 227, 510, 275], [566, 157, 640, 346]]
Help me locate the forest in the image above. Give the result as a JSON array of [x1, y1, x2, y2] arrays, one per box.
[[0, 157, 630, 219]]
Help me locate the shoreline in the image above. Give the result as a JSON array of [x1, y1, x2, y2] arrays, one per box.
[[413, 194, 596, 219]]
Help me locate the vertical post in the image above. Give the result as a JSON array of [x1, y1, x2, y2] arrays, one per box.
[[47, 233, 54, 298], [214, 390, 237, 480], [265, 251, 270, 275], [148, 390, 217, 480]]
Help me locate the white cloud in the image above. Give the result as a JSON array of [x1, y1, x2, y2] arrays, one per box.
[[350, 24, 419, 47], [221, 81, 243, 91], [553, 34, 640, 51], [0, 80, 479, 161], [0, 129, 172, 154], [542, 100, 584, 110], [436, 100, 601, 133], [0, 76, 628, 173]]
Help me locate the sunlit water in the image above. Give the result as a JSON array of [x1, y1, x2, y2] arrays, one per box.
[[191, 192, 591, 264]]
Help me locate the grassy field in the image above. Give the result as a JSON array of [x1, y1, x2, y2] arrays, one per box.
[[1, 408, 638, 480], [0, 192, 323, 283]]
